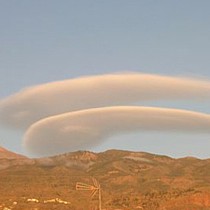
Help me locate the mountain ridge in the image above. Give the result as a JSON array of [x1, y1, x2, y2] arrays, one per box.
[[0, 146, 27, 159], [0, 147, 210, 209]]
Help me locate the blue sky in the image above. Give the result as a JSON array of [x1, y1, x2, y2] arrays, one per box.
[[1, 0, 210, 158]]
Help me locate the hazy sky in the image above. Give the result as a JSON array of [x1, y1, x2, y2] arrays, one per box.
[[1, 0, 210, 158]]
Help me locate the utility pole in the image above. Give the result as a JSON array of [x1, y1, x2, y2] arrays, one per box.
[[76, 178, 102, 210], [98, 183, 101, 210]]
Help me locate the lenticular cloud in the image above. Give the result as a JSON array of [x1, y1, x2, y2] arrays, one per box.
[[0, 72, 210, 157], [1, 73, 210, 129], [24, 106, 210, 156]]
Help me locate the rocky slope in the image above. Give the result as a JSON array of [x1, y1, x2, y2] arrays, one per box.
[[0, 148, 210, 210], [0, 146, 27, 159]]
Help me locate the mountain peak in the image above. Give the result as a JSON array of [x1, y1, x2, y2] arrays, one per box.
[[0, 146, 7, 152], [0, 146, 27, 159]]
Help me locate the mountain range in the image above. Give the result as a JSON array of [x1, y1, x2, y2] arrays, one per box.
[[0, 146, 210, 210]]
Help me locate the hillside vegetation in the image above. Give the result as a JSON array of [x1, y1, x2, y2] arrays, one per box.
[[0, 149, 210, 209]]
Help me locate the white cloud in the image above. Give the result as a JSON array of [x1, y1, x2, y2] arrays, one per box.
[[1, 73, 210, 157], [24, 106, 210, 157], [1, 73, 210, 129]]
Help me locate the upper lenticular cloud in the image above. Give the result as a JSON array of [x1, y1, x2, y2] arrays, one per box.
[[1, 73, 210, 129], [24, 106, 210, 157]]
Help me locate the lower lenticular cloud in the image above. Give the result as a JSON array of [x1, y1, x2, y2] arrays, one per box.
[[1, 73, 210, 129], [24, 106, 210, 157]]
